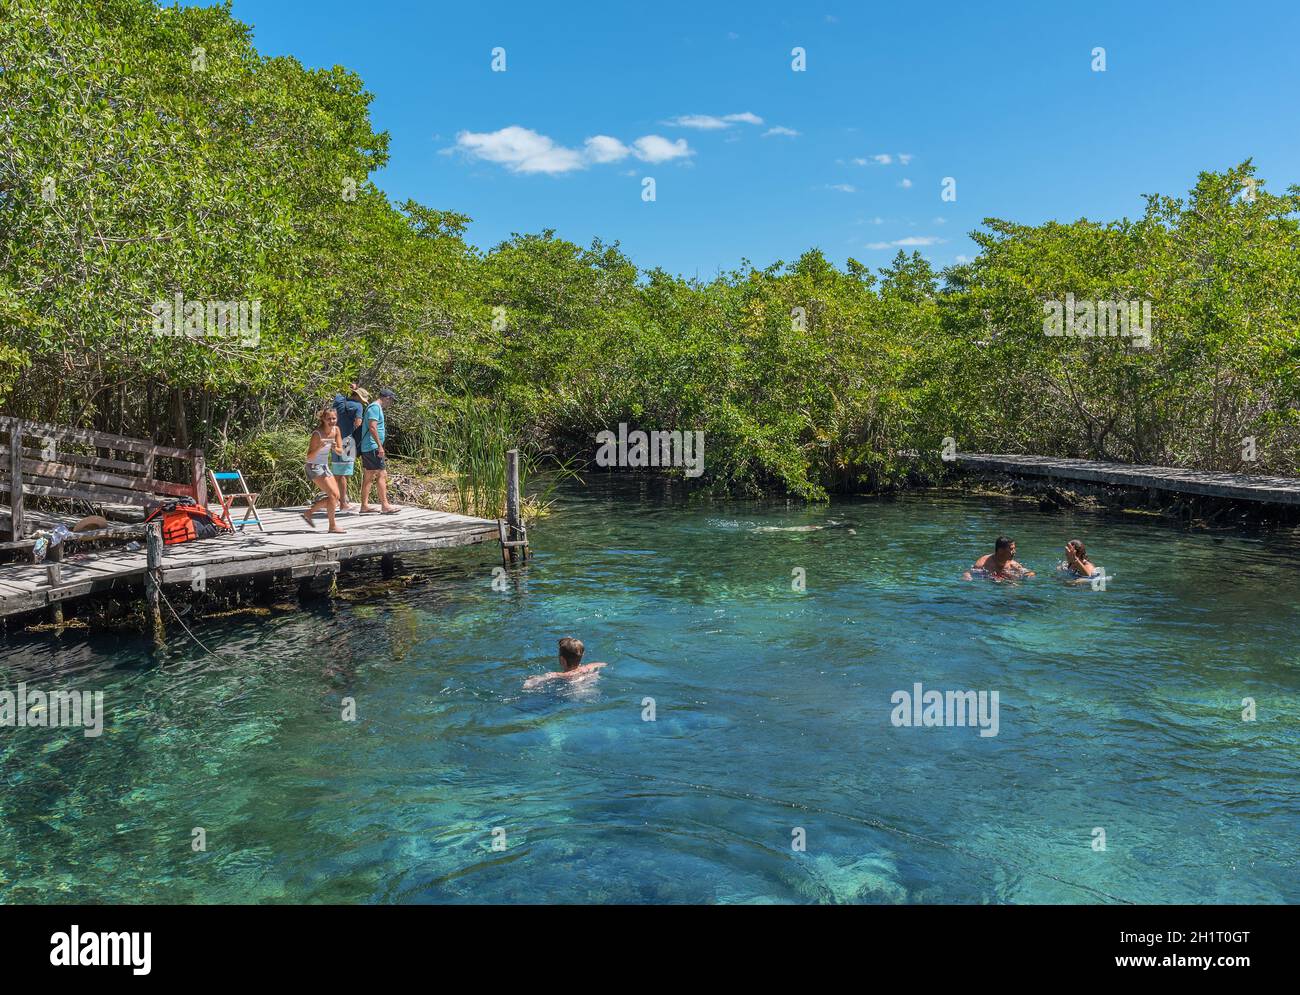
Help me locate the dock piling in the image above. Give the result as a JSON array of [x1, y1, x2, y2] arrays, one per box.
[[6, 419, 24, 542], [505, 448, 527, 564], [46, 540, 64, 629], [145, 520, 165, 647]]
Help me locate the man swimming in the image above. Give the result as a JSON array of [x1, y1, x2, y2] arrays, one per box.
[[523, 637, 608, 689], [964, 536, 1035, 581]]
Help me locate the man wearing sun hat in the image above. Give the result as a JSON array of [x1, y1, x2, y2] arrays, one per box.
[[331, 384, 369, 511]]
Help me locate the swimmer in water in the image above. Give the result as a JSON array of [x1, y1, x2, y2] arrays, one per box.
[[963, 536, 1035, 581], [523, 637, 608, 689], [1060, 539, 1098, 581]]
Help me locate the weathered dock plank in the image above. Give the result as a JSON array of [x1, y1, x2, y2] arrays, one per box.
[[959, 454, 1300, 505], [0, 505, 498, 619]]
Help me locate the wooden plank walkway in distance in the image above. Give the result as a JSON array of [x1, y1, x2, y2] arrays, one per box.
[[959, 454, 1300, 505], [0, 505, 498, 619]]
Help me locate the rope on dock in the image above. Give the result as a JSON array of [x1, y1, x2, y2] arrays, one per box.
[[157, 587, 245, 667]]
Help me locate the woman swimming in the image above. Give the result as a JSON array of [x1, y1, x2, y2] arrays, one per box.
[[1059, 539, 1096, 579]]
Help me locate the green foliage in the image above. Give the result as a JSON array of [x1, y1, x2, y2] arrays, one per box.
[[2, 0, 1296, 501], [208, 426, 314, 508], [403, 391, 572, 519]]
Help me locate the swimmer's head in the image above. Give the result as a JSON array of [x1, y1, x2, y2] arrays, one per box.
[[995, 536, 1014, 556], [558, 637, 585, 671], [1067, 539, 1087, 560]]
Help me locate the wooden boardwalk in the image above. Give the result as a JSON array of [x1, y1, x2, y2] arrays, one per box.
[[0, 505, 498, 620], [959, 454, 1300, 505]]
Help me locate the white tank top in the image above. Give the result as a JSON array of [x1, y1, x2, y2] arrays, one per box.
[[308, 432, 331, 465]]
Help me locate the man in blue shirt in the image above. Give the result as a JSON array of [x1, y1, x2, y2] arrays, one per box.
[[359, 388, 400, 514], [331, 384, 367, 510]]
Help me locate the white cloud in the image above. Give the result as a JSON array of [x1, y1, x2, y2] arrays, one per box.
[[899, 178, 913, 188], [763, 126, 800, 138], [453, 126, 691, 173], [825, 183, 857, 193], [673, 115, 729, 130], [667, 112, 764, 130], [455, 126, 585, 174], [955, 254, 971, 263], [851, 153, 914, 167], [633, 134, 693, 163], [584, 135, 631, 163], [863, 236, 946, 249]]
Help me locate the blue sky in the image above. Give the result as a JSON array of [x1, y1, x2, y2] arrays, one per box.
[[194, 0, 1299, 278]]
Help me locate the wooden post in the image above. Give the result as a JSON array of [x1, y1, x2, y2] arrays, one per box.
[[145, 521, 165, 647], [506, 448, 522, 564], [191, 448, 207, 507], [46, 539, 64, 628], [7, 420, 23, 541]]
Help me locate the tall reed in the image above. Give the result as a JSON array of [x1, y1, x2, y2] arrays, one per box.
[[408, 393, 575, 519]]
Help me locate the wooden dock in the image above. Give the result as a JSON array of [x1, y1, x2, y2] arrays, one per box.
[[959, 454, 1300, 505], [0, 505, 499, 621]]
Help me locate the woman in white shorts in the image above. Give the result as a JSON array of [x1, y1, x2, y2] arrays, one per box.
[[303, 408, 346, 533]]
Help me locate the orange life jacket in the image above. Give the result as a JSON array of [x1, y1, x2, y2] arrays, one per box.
[[143, 500, 232, 545]]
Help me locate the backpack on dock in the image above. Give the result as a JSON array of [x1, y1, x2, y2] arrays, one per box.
[[143, 498, 233, 546]]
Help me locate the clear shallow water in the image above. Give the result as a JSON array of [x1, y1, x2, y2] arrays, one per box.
[[2, 483, 1298, 904]]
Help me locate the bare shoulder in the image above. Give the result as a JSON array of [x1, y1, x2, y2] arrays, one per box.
[[564, 662, 608, 681], [524, 662, 608, 689]]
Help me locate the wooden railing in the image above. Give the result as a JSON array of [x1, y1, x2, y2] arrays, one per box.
[[0, 417, 206, 542]]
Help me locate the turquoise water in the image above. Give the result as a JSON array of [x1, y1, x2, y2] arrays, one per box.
[[2, 483, 1298, 904]]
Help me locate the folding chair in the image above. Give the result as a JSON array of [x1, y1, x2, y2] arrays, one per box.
[[208, 469, 265, 532]]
